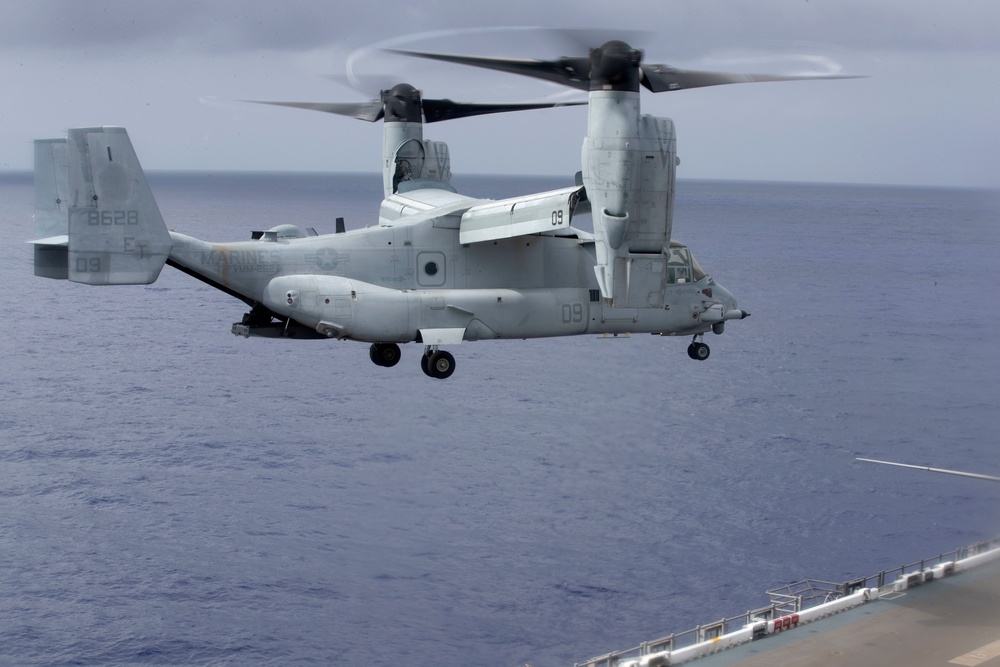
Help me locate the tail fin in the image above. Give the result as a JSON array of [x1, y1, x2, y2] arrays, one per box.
[[32, 127, 173, 284], [31, 138, 70, 279]]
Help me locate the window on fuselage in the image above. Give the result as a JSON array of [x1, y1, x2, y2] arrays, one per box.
[[667, 246, 706, 284]]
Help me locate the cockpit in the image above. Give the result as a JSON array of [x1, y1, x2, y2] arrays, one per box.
[[667, 241, 707, 284]]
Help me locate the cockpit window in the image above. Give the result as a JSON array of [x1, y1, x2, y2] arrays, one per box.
[[690, 253, 706, 282], [667, 245, 706, 283]]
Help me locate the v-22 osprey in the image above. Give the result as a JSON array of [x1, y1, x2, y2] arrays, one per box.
[[30, 39, 851, 378]]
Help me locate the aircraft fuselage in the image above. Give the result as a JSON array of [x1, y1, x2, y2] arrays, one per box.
[[166, 190, 739, 344]]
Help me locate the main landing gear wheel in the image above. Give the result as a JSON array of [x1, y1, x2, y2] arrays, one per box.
[[687, 339, 710, 361], [421, 348, 456, 379], [369, 342, 401, 367]]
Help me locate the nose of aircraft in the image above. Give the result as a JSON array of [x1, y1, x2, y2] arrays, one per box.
[[703, 283, 750, 334], [715, 283, 750, 319]]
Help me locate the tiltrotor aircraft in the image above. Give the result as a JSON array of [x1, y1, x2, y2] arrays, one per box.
[[30, 39, 849, 378]]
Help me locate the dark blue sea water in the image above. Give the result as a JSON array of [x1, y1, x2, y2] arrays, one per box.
[[2, 172, 999, 666]]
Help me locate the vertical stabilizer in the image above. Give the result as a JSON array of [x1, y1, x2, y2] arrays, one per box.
[[34, 139, 69, 240], [31, 139, 70, 279], [65, 127, 172, 285]]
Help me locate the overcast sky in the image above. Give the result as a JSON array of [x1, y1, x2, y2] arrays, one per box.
[[3, 0, 999, 187]]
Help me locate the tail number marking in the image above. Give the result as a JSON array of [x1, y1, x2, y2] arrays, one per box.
[[561, 303, 584, 324], [75, 257, 102, 273], [87, 210, 139, 226]]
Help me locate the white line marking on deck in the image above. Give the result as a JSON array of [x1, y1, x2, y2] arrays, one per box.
[[949, 638, 1000, 666]]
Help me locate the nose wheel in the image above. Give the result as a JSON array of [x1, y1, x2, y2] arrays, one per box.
[[421, 345, 456, 379], [687, 335, 710, 361]]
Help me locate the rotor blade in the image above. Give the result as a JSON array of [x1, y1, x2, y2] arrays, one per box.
[[387, 49, 594, 91], [857, 458, 1000, 482], [391, 48, 863, 95], [641, 64, 864, 92], [247, 100, 385, 122], [420, 98, 585, 123]]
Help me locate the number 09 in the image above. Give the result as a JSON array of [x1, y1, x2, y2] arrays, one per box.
[[561, 303, 583, 323]]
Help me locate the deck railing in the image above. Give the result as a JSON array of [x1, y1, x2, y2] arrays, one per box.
[[574, 535, 1000, 667]]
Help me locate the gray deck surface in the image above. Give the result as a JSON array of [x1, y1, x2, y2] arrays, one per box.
[[691, 556, 1000, 667]]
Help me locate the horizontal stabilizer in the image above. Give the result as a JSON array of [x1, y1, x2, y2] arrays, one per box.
[[30, 235, 69, 280], [460, 186, 583, 244], [30, 235, 69, 245]]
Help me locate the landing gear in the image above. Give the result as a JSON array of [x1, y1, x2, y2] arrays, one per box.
[[421, 346, 456, 379], [687, 335, 710, 361], [368, 342, 456, 378], [369, 342, 401, 367]]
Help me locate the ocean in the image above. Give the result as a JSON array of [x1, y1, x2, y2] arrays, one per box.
[[2, 172, 999, 666]]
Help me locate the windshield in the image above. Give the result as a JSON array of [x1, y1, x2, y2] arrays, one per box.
[[667, 245, 706, 283]]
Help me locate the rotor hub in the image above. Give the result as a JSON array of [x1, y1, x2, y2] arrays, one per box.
[[589, 41, 643, 92], [382, 83, 423, 123]]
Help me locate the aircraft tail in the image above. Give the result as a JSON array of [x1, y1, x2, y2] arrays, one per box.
[[30, 127, 173, 284], [31, 138, 70, 279]]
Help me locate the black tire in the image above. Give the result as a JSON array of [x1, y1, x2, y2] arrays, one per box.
[[378, 343, 401, 367], [428, 350, 456, 379], [420, 352, 433, 377], [693, 342, 710, 361], [370, 343, 401, 368]]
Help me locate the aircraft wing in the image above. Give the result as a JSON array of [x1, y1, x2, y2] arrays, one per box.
[[459, 185, 584, 244], [378, 187, 485, 226], [380, 184, 586, 245]]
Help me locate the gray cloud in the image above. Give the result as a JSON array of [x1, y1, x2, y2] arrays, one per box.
[[2, 0, 998, 186], [4, 1, 999, 56]]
